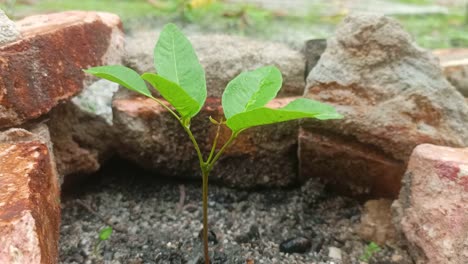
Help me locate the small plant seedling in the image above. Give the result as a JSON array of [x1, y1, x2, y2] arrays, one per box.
[[94, 226, 113, 258], [359, 242, 382, 262], [85, 23, 342, 264]]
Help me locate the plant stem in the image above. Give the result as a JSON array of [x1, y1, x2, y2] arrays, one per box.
[[208, 131, 239, 171], [177, 119, 240, 264], [182, 124, 205, 168], [206, 121, 222, 163], [201, 168, 210, 264]]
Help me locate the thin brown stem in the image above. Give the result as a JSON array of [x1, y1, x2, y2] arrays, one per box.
[[207, 131, 240, 171], [202, 169, 210, 264], [181, 124, 205, 168], [206, 120, 223, 164], [76, 199, 126, 233]]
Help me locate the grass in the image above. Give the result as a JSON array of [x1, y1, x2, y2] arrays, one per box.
[[397, 13, 468, 48], [1, 0, 171, 21], [396, 0, 435, 5], [1, 0, 466, 49]]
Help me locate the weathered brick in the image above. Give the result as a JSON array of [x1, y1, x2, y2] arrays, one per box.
[[0, 129, 60, 264], [0, 11, 124, 128], [433, 48, 468, 97], [113, 96, 300, 187], [393, 144, 468, 264]]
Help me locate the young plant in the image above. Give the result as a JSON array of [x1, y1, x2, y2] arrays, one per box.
[[359, 242, 382, 262], [94, 226, 113, 259], [85, 23, 342, 264]]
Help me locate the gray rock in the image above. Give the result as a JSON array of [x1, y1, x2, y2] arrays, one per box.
[[0, 9, 20, 45], [125, 31, 305, 97], [303, 38, 327, 79], [72, 79, 119, 125], [47, 100, 116, 179], [300, 13, 468, 197]]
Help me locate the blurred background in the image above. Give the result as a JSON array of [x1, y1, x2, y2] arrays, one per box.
[[1, 0, 466, 49]]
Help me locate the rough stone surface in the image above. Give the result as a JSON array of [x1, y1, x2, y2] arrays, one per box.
[[433, 48, 468, 97], [125, 32, 305, 97], [357, 199, 397, 245], [304, 38, 327, 79], [0, 126, 60, 264], [113, 96, 299, 187], [45, 78, 119, 181], [0, 9, 20, 45], [72, 79, 120, 124], [0, 11, 124, 128], [47, 100, 116, 180], [392, 144, 468, 264], [301, 13, 468, 197]]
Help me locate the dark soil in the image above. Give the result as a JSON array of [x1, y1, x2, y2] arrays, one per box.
[[59, 159, 412, 264]]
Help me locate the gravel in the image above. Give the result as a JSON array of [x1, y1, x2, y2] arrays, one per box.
[[59, 159, 413, 264]]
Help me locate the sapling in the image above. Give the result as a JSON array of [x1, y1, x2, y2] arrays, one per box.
[[94, 226, 113, 259], [85, 23, 342, 264], [359, 242, 382, 262]]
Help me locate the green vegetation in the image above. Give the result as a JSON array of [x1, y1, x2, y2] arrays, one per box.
[[2, 0, 466, 49], [396, 0, 434, 4], [360, 242, 382, 262], [397, 13, 468, 48], [94, 226, 113, 258], [85, 23, 342, 264]]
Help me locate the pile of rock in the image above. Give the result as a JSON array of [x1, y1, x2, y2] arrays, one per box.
[[0, 9, 466, 264], [0, 11, 124, 263]]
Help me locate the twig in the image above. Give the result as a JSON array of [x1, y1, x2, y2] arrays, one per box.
[[176, 184, 186, 213], [76, 199, 127, 233]]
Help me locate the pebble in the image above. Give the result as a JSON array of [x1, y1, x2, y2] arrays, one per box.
[[328, 247, 342, 260], [279, 236, 312, 254], [59, 169, 412, 264], [235, 224, 260, 243], [198, 228, 218, 244]]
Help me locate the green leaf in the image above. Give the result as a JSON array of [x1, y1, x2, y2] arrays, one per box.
[[222, 66, 282, 119], [99, 227, 113, 241], [154, 23, 206, 113], [142, 73, 200, 118], [84, 66, 151, 97], [226, 98, 343, 132]]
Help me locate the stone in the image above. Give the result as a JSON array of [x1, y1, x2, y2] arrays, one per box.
[[72, 79, 120, 125], [328, 247, 342, 260], [357, 199, 397, 245], [0, 126, 60, 264], [47, 99, 116, 180], [392, 144, 468, 264], [235, 225, 260, 244], [0, 11, 124, 128], [304, 38, 326, 79], [0, 9, 20, 45], [113, 96, 300, 187], [301, 13, 468, 197], [279, 236, 312, 254], [125, 32, 305, 97], [433, 48, 468, 97]]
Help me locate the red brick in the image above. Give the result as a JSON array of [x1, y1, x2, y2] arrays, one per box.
[[393, 144, 468, 264], [113, 96, 300, 187], [433, 48, 468, 97], [0, 11, 124, 128], [0, 141, 60, 264], [298, 128, 405, 198]]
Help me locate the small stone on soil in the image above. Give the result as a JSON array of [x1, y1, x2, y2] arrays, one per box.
[[279, 236, 312, 254]]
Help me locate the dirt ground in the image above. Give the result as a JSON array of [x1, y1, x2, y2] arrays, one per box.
[[59, 159, 413, 264]]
